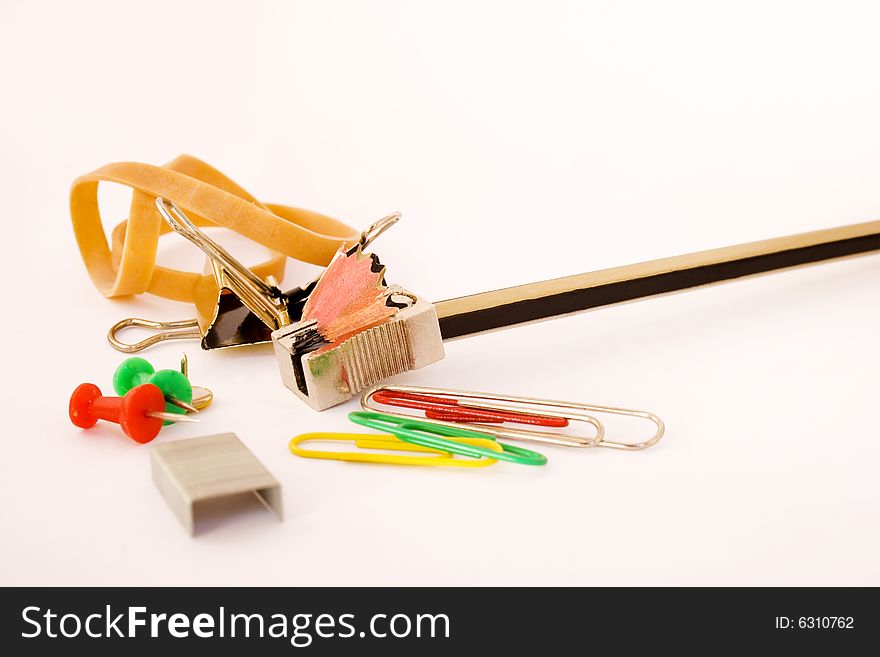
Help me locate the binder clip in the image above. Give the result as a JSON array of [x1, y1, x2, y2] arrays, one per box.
[[143, 199, 445, 410], [107, 200, 400, 354]]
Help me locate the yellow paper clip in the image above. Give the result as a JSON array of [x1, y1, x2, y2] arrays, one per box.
[[289, 432, 503, 467]]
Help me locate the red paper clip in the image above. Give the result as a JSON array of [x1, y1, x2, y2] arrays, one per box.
[[371, 389, 569, 427], [363, 385, 666, 450]]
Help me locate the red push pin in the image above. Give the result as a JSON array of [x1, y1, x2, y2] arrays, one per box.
[[69, 383, 198, 444]]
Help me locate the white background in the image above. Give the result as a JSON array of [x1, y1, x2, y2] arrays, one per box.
[[1, 0, 878, 586]]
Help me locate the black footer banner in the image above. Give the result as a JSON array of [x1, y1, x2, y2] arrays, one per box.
[[1, 587, 876, 654]]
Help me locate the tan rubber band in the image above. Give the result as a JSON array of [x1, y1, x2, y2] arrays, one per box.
[[71, 154, 359, 300]]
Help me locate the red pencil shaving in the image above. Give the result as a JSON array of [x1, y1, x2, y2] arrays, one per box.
[[301, 248, 398, 344]]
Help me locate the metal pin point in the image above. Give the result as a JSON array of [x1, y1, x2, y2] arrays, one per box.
[[164, 396, 199, 414], [147, 410, 200, 423]]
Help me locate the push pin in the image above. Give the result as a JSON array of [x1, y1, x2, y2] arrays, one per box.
[[113, 355, 213, 427], [113, 357, 195, 424], [178, 354, 213, 410], [69, 383, 198, 444]]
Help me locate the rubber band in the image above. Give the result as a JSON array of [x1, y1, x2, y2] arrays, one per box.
[[70, 154, 360, 301]]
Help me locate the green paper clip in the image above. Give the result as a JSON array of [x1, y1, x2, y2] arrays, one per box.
[[348, 411, 548, 466]]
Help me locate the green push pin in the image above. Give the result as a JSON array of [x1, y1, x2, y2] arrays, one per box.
[[113, 356, 196, 425]]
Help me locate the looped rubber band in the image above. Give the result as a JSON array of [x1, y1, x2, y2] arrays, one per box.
[[70, 154, 360, 301]]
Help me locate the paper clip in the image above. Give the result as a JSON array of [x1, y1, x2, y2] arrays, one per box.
[[289, 431, 503, 468], [348, 412, 548, 466], [362, 385, 665, 450]]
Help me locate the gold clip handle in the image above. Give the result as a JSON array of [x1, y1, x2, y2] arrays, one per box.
[[358, 212, 400, 250], [107, 317, 201, 353], [155, 198, 290, 330]]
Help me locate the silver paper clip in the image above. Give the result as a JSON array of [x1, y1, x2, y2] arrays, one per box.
[[361, 384, 665, 450]]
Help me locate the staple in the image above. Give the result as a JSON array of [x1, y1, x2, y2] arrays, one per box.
[[150, 433, 282, 536]]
